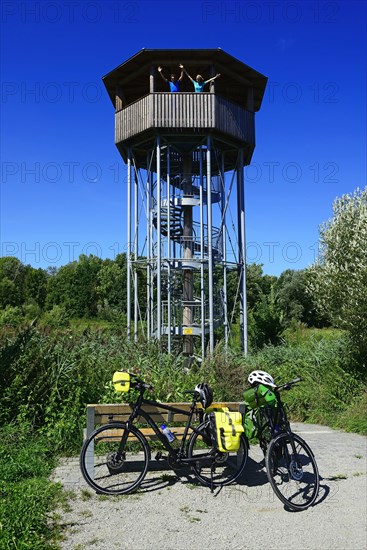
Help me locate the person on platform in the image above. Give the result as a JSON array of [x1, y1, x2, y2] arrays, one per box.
[[180, 64, 221, 92], [157, 65, 184, 92]]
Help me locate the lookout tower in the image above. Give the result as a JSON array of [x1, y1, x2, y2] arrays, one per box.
[[103, 48, 267, 358]]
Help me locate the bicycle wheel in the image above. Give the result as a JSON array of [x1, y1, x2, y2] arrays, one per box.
[[265, 432, 320, 511], [187, 421, 248, 487], [80, 422, 150, 495]]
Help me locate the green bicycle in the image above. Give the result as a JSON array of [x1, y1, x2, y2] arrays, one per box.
[[243, 371, 320, 511]]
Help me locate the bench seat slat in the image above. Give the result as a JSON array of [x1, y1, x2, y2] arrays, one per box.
[[95, 413, 191, 425], [94, 426, 193, 442]]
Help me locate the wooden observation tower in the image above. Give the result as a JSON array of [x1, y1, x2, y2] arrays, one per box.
[[102, 48, 267, 358]]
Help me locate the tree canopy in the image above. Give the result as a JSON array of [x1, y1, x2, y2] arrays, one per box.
[[0, 252, 331, 350], [308, 187, 367, 357]]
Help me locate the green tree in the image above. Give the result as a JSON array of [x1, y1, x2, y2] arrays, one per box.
[[23, 266, 48, 308], [224, 264, 276, 323], [46, 255, 103, 317], [0, 257, 25, 307], [246, 263, 276, 309], [308, 187, 367, 356], [250, 287, 282, 348], [0, 306, 23, 327], [96, 259, 127, 316], [243, 264, 281, 349], [275, 269, 327, 328]]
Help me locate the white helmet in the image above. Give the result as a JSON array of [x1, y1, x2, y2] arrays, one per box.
[[248, 370, 276, 388]]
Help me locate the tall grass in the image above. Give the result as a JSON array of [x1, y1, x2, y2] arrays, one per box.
[[0, 327, 204, 453], [201, 330, 366, 433], [0, 424, 63, 549], [0, 325, 366, 460]]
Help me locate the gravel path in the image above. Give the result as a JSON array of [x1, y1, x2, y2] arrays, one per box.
[[52, 423, 367, 550]]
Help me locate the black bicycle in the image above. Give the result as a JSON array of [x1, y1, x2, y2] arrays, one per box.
[[244, 377, 320, 511], [80, 374, 248, 495]]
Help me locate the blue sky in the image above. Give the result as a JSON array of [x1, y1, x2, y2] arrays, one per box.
[[1, 0, 366, 276]]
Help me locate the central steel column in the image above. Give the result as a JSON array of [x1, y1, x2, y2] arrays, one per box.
[[182, 152, 193, 356]]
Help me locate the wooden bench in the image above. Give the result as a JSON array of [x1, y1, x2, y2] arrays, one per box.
[[86, 402, 245, 441], [83, 402, 246, 483]]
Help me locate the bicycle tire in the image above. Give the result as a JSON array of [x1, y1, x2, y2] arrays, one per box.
[[265, 432, 320, 511], [80, 422, 150, 495], [187, 420, 248, 487]]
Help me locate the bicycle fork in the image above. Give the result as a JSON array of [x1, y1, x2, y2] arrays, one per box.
[[277, 433, 303, 481]]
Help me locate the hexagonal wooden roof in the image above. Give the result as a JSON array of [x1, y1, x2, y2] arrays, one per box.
[[102, 48, 267, 111]]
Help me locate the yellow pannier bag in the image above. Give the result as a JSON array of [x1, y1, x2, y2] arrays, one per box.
[[112, 371, 131, 392], [209, 410, 244, 452]]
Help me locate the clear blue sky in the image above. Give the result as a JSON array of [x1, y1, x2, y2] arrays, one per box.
[[1, 0, 366, 276]]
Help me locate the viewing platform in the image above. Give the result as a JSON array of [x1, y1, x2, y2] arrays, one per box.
[[115, 92, 255, 152]]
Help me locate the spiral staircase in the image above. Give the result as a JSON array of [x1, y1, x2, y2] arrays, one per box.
[[150, 153, 224, 342]]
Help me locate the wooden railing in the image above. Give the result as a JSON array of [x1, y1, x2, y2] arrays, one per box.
[[115, 93, 254, 144]]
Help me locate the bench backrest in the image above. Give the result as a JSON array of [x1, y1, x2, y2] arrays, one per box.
[[86, 402, 245, 438]]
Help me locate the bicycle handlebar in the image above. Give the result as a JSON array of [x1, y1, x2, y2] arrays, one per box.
[[134, 381, 153, 391], [276, 377, 303, 391], [124, 372, 153, 392]]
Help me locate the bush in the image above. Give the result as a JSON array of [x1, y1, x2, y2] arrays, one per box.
[[0, 305, 24, 328], [23, 301, 42, 322], [41, 305, 70, 328], [200, 343, 248, 401]]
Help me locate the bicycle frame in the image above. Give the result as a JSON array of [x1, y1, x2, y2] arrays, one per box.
[[115, 390, 207, 464], [252, 386, 303, 466], [81, 375, 248, 496], [246, 387, 293, 456]]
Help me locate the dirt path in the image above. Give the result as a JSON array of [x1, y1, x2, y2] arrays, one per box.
[[52, 423, 367, 550]]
